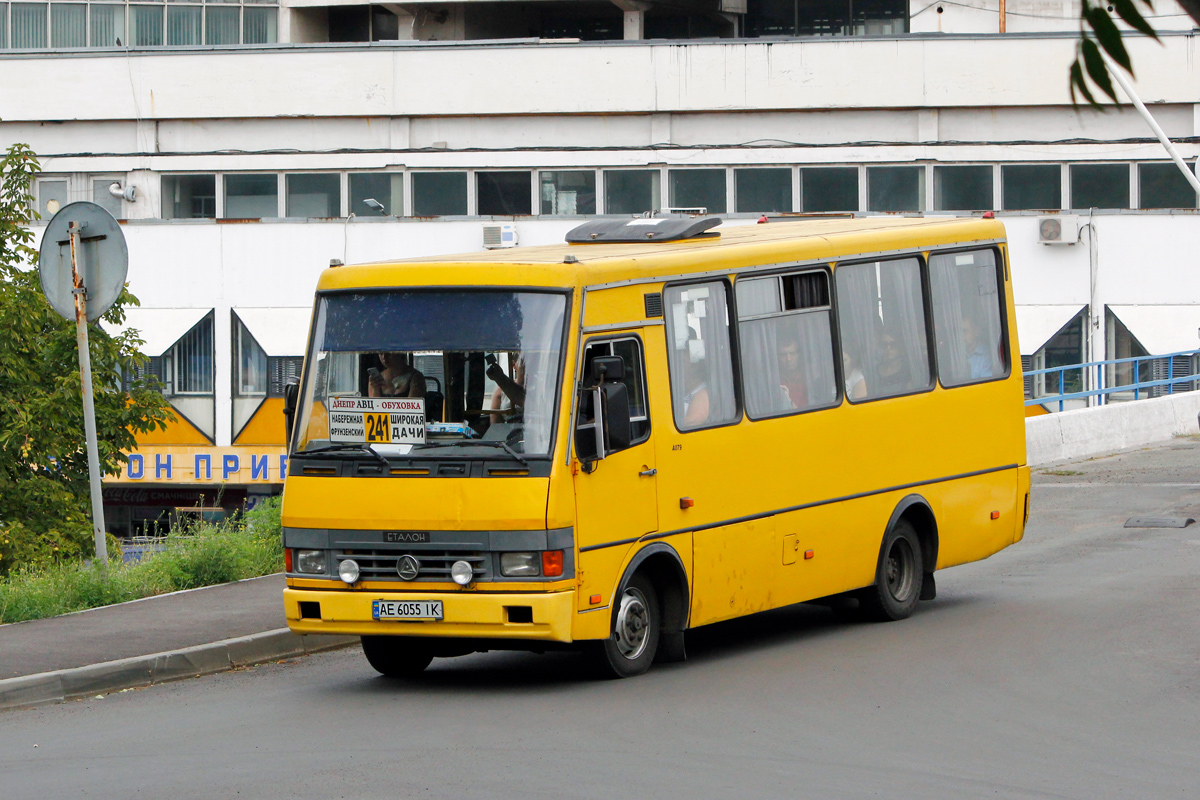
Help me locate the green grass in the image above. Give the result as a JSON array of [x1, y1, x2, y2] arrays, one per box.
[[0, 497, 283, 625]]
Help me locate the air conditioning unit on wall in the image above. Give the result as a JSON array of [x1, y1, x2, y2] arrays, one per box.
[[482, 223, 518, 249], [1037, 215, 1079, 245]]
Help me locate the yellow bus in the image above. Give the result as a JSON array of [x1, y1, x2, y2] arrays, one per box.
[[281, 215, 1030, 678]]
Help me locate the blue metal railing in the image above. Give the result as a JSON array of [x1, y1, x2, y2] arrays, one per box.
[[1024, 350, 1200, 411]]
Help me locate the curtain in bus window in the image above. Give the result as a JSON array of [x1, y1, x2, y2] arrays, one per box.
[[836, 258, 929, 400], [665, 282, 737, 430], [929, 250, 1004, 386]]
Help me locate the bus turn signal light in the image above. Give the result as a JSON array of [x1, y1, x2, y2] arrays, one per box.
[[590, 594, 602, 605], [680, 497, 694, 509], [991, 511, 1001, 520], [804, 549, 814, 559], [284, 548, 293, 572], [542, 550, 564, 577]]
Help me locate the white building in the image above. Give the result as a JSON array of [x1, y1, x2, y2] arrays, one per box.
[[3, 0, 1198, 531]]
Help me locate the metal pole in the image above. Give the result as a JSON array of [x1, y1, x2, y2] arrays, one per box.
[[1104, 54, 1200, 197], [69, 221, 109, 566]]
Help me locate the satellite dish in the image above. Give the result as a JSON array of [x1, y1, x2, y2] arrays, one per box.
[[38, 201, 129, 322]]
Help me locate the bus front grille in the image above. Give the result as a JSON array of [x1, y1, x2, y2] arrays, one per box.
[[334, 550, 490, 581]]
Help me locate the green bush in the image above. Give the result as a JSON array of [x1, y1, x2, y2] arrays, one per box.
[[0, 496, 284, 624]]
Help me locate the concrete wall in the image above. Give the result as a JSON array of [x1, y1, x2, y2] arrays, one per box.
[[1026, 391, 1200, 466]]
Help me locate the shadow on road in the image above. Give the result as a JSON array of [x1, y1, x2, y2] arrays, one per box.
[[341, 597, 966, 693]]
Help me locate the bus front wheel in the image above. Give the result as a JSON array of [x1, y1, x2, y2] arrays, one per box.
[[361, 635, 434, 678], [594, 574, 660, 678], [861, 519, 923, 622]]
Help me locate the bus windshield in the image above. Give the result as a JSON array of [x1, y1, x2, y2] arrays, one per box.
[[294, 290, 568, 459]]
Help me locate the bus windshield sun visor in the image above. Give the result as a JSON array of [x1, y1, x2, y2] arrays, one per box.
[[565, 216, 722, 244]]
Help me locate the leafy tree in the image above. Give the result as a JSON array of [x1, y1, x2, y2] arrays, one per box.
[[0, 143, 171, 574], [1071, 0, 1199, 104]]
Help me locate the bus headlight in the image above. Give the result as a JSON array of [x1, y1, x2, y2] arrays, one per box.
[[296, 550, 326, 574], [338, 559, 360, 584], [451, 560, 474, 585], [500, 552, 540, 577]]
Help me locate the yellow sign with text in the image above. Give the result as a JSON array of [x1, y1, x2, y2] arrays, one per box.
[[106, 446, 289, 485]]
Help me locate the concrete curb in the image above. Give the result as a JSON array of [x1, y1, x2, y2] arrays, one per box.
[[1026, 391, 1200, 466], [0, 630, 358, 713]]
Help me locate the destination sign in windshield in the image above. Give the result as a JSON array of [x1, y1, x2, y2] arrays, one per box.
[[327, 397, 426, 445]]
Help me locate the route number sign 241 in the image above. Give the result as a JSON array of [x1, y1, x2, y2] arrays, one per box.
[[327, 397, 426, 445]]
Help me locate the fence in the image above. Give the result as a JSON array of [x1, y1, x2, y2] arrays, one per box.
[[1024, 350, 1200, 411]]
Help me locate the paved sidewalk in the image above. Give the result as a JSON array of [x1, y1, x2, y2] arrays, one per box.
[[0, 574, 356, 711]]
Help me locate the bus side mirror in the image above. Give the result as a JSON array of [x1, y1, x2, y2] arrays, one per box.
[[589, 355, 624, 384], [601, 381, 632, 452], [283, 378, 300, 449]]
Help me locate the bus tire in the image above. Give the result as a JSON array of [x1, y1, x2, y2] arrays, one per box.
[[594, 574, 660, 678], [860, 519, 923, 622], [361, 635, 434, 678]]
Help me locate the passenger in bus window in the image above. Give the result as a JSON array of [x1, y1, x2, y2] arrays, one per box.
[[843, 350, 867, 400], [875, 329, 912, 395], [777, 337, 808, 409], [369, 352, 427, 398], [487, 353, 526, 424], [962, 315, 995, 380]]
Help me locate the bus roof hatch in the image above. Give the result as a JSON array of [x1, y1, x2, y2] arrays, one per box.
[[565, 216, 722, 244]]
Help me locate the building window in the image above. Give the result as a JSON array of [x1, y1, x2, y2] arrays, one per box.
[[476, 171, 532, 216], [412, 172, 467, 216], [162, 174, 216, 219], [1002, 164, 1061, 211], [89, 3, 124, 46], [166, 5, 201, 45], [746, 0, 907, 36], [172, 315, 214, 395], [244, 6, 276, 43], [801, 167, 858, 212], [540, 171, 596, 215], [605, 170, 661, 215], [11, 3, 47, 47], [129, 4, 163, 46], [51, 3, 85, 47], [91, 178, 122, 219], [835, 257, 931, 400], [669, 169, 726, 214], [35, 178, 67, 219], [867, 166, 924, 212], [224, 173, 278, 219], [664, 281, 739, 430], [934, 165, 992, 211], [0, 4, 7, 47], [236, 319, 268, 396], [205, 5, 238, 43], [1138, 162, 1197, 209], [286, 173, 340, 218], [1070, 163, 1129, 209], [735, 168, 791, 213], [736, 270, 838, 418], [350, 173, 402, 216]]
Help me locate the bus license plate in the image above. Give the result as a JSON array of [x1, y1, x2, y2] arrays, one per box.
[[372, 600, 443, 620]]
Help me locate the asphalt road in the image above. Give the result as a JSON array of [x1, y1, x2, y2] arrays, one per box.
[[3, 441, 1200, 799]]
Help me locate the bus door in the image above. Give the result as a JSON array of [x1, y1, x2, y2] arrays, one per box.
[[572, 334, 658, 612]]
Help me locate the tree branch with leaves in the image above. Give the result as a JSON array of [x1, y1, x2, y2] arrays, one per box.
[[0, 143, 172, 574]]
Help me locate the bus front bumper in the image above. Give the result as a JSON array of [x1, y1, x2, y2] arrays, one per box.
[[283, 587, 576, 643]]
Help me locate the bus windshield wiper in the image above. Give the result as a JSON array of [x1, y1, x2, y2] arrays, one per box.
[[295, 443, 390, 468], [413, 440, 528, 466]]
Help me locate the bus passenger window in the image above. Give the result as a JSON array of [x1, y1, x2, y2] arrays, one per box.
[[835, 258, 932, 401], [575, 337, 650, 459], [736, 271, 838, 419], [929, 249, 1007, 387], [664, 282, 739, 431]]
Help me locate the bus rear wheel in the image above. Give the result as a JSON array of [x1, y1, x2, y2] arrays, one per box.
[[593, 574, 660, 678], [361, 635, 434, 678], [860, 519, 923, 622]]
